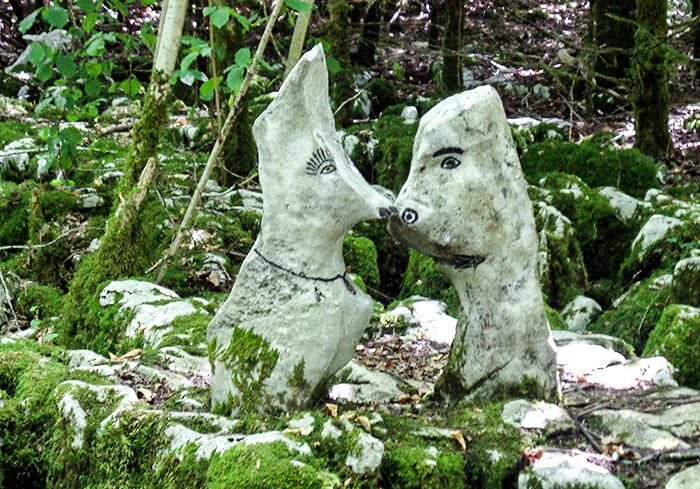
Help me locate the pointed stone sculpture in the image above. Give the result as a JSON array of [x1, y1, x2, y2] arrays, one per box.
[[207, 45, 394, 415], [389, 85, 560, 402]]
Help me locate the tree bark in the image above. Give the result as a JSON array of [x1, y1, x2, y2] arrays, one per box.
[[634, 0, 672, 159], [286, 0, 316, 76], [353, 0, 383, 67], [693, 0, 700, 79], [441, 0, 464, 93]]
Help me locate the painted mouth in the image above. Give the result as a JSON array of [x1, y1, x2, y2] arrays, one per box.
[[438, 254, 487, 269]]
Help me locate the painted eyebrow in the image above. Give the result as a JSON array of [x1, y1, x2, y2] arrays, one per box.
[[432, 147, 464, 157]]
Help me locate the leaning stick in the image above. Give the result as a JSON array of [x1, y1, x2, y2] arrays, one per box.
[[155, 0, 286, 283]]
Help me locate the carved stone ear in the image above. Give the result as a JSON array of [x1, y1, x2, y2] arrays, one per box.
[[253, 44, 334, 152]]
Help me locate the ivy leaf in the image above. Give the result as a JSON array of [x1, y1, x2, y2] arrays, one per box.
[[76, 0, 96, 13], [19, 9, 41, 34], [199, 77, 221, 102], [118, 77, 142, 97], [56, 54, 77, 78], [284, 0, 311, 12], [234, 47, 251, 67], [43, 7, 68, 28]]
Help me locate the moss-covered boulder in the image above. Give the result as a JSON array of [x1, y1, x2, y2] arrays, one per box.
[[588, 274, 673, 353], [643, 304, 700, 388], [535, 175, 641, 282], [620, 214, 699, 284], [533, 201, 588, 309], [671, 256, 700, 307], [520, 140, 660, 198]]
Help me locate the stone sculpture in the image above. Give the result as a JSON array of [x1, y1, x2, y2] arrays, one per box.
[[207, 45, 394, 415], [389, 85, 560, 402]]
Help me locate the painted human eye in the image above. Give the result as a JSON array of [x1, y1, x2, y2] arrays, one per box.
[[319, 163, 337, 174], [306, 148, 336, 175], [441, 156, 461, 169]]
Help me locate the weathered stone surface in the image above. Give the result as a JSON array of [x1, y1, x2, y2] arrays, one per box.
[[328, 360, 407, 404], [502, 399, 575, 433], [665, 464, 700, 489], [551, 330, 634, 357], [389, 85, 559, 401], [99, 280, 179, 310], [345, 431, 384, 474], [207, 45, 393, 415], [588, 408, 692, 451], [518, 451, 625, 489], [382, 298, 457, 344], [631, 214, 683, 260], [599, 186, 646, 222], [672, 256, 700, 306], [560, 295, 602, 333], [0, 137, 34, 179]]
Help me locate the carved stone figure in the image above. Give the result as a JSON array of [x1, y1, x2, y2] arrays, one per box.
[[207, 45, 394, 415], [389, 86, 560, 402]]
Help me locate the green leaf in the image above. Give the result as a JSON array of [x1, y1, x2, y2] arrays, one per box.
[[30, 319, 42, 329], [85, 36, 106, 57], [83, 61, 102, 77], [203, 6, 216, 15], [199, 77, 221, 102], [43, 7, 68, 28], [226, 66, 244, 92], [180, 51, 199, 71], [28, 43, 47, 66], [326, 55, 341, 75], [284, 0, 311, 12], [234, 47, 251, 67], [76, 0, 96, 13], [56, 54, 77, 78], [118, 77, 142, 97], [210, 7, 231, 29], [232, 11, 250, 31], [35, 63, 53, 82], [84, 77, 102, 97], [19, 9, 41, 34]]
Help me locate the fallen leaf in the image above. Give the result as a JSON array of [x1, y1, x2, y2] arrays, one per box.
[[357, 415, 371, 433], [137, 387, 154, 402], [451, 431, 467, 451], [121, 348, 142, 360], [283, 428, 303, 436], [325, 403, 338, 417]]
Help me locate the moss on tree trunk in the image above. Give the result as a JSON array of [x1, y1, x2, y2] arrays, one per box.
[[634, 0, 672, 159], [587, 0, 635, 110], [441, 0, 464, 93]]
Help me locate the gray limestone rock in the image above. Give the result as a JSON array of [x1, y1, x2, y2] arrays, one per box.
[[207, 45, 393, 415], [518, 451, 625, 489], [666, 464, 700, 489], [502, 399, 575, 433], [345, 431, 384, 474], [672, 256, 700, 306], [560, 296, 602, 333], [631, 214, 683, 261], [389, 85, 559, 402]]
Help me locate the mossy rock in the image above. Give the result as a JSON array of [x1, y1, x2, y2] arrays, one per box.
[[0, 181, 30, 247], [671, 256, 700, 307], [536, 174, 640, 282], [381, 443, 464, 488], [620, 218, 699, 284], [643, 304, 700, 388], [521, 140, 660, 198], [544, 304, 567, 330], [14, 282, 64, 322], [588, 274, 673, 354], [533, 201, 588, 310], [399, 250, 459, 316], [206, 442, 328, 489], [343, 234, 380, 291]]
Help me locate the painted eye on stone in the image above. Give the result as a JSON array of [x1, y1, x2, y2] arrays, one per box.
[[440, 156, 461, 169], [319, 163, 337, 174]]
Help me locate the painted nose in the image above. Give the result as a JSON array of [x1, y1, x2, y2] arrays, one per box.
[[400, 208, 419, 224], [379, 206, 398, 218]]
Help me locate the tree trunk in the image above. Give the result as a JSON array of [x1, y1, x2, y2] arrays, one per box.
[[693, 0, 700, 79], [634, 0, 672, 159], [587, 0, 635, 111], [59, 0, 189, 353], [353, 0, 383, 67], [286, 0, 316, 76], [441, 0, 464, 93]]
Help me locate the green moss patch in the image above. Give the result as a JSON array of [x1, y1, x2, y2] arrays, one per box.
[[399, 250, 459, 316], [643, 305, 700, 388], [343, 234, 381, 291], [382, 444, 464, 488], [588, 275, 672, 353], [521, 140, 659, 198]]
